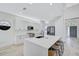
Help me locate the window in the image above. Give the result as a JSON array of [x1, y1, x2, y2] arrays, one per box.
[[47, 26, 55, 35]]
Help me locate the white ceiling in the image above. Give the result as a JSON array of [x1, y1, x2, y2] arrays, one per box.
[[64, 4, 79, 19], [66, 3, 78, 8], [0, 3, 64, 23], [0, 3, 78, 23]]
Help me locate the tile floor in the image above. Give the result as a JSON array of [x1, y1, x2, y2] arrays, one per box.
[[0, 43, 24, 56], [63, 37, 79, 56]]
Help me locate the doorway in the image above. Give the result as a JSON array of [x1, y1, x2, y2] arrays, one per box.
[[70, 26, 77, 38]]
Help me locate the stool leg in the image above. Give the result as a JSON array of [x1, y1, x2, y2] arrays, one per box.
[[56, 49, 59, 56]]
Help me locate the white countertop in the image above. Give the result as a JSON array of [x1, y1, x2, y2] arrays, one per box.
[[24, 36, 61, 49]]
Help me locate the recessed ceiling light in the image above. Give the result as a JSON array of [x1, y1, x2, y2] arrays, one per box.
[[29, 3, 32, 5], [22, 7, 27, 10]]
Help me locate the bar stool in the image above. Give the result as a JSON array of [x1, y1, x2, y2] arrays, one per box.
[[56, 40, 64, 55], [52, 40, 64, 56], [48, 47, 58, 56]]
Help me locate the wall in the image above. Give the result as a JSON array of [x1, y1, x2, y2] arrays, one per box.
[[55, 17, 66, 41], [15, 16, 42, 43], [15, 16, 42, 34], [0, 12, 16, 48]]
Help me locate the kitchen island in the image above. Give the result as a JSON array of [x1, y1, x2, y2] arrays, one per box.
[[24, 36, 61, 56]]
